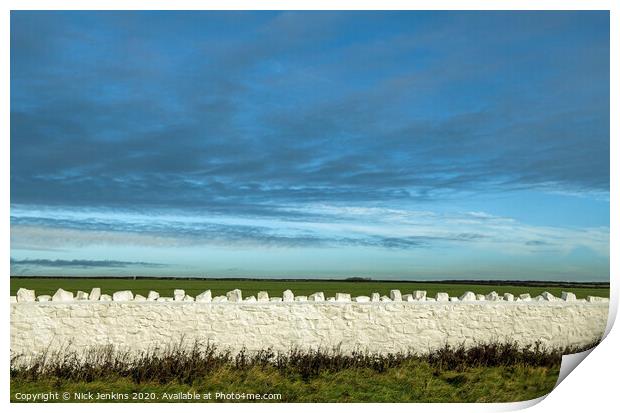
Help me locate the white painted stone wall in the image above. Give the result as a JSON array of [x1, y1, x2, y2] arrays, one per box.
[[10, 300, 608, 361]]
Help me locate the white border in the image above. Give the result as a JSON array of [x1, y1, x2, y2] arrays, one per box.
[[2, 2, 617, 412]]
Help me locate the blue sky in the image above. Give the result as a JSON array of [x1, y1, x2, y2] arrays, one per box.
[[10, 11, 609, 280]]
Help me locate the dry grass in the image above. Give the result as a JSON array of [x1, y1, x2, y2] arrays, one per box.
[[11, 339, 599, 384]]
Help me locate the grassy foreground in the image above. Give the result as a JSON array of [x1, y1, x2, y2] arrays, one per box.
[[11, 341, 579, 403], [11, 363, 558, 403], [10, 277, 609, 299]]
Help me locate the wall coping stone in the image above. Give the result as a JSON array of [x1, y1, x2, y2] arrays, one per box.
[[9, 288, 609, 305]]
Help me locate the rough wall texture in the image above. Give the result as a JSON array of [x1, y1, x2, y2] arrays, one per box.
[[10, 301, 608, 360]]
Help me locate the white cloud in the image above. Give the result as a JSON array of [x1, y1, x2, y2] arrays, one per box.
[[10, 204, 610, 259]]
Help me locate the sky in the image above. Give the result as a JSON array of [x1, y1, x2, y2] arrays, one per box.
[[10, 11, 609, 281]]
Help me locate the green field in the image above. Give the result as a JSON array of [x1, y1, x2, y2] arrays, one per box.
[[10, 362, 559, 403], [12, 340, 570, 403], [10, 277, 609, 299]]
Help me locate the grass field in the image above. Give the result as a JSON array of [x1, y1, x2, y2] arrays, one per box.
[[10, 277, 609, 299], [11, 341, 573, 403], [11, 363, 559, 403]]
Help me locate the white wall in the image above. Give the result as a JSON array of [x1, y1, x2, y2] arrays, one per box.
[[10, 301, 608, 362]]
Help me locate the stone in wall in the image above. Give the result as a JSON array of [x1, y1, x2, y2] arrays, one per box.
[[76, 291, 89, 301], [52, 288, 73, 302], [17, 288, 36, 303], [227, 289, 242, 302], [354, 296, 370, 303], [390, 290, 402, 302], [486, 291, 499, 301], [519, 293, 531, 302], [196, 290, 211, 302], [587, 296, 608, 303], [371, 293, 380, 302], [283, 290, 294, 302], [562, 292, 577, 301], [436, 292, 449, 302], [459, 291, 476, 301], [37, 295, 51, 302], [257, 291, 269, 302], [147, 291, 160, 301], [113, 291, 134, 302], [504, 293, 514, 302], [89, 288, 101, 301], [336, 293, 351, 302], [134, 294, 146, 301], [174, 289, 186, 301], [413, 290, 427, 301], [309, 292, 324, 302]]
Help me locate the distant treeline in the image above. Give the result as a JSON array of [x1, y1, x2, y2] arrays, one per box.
[[9, 275, 609, 288]]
